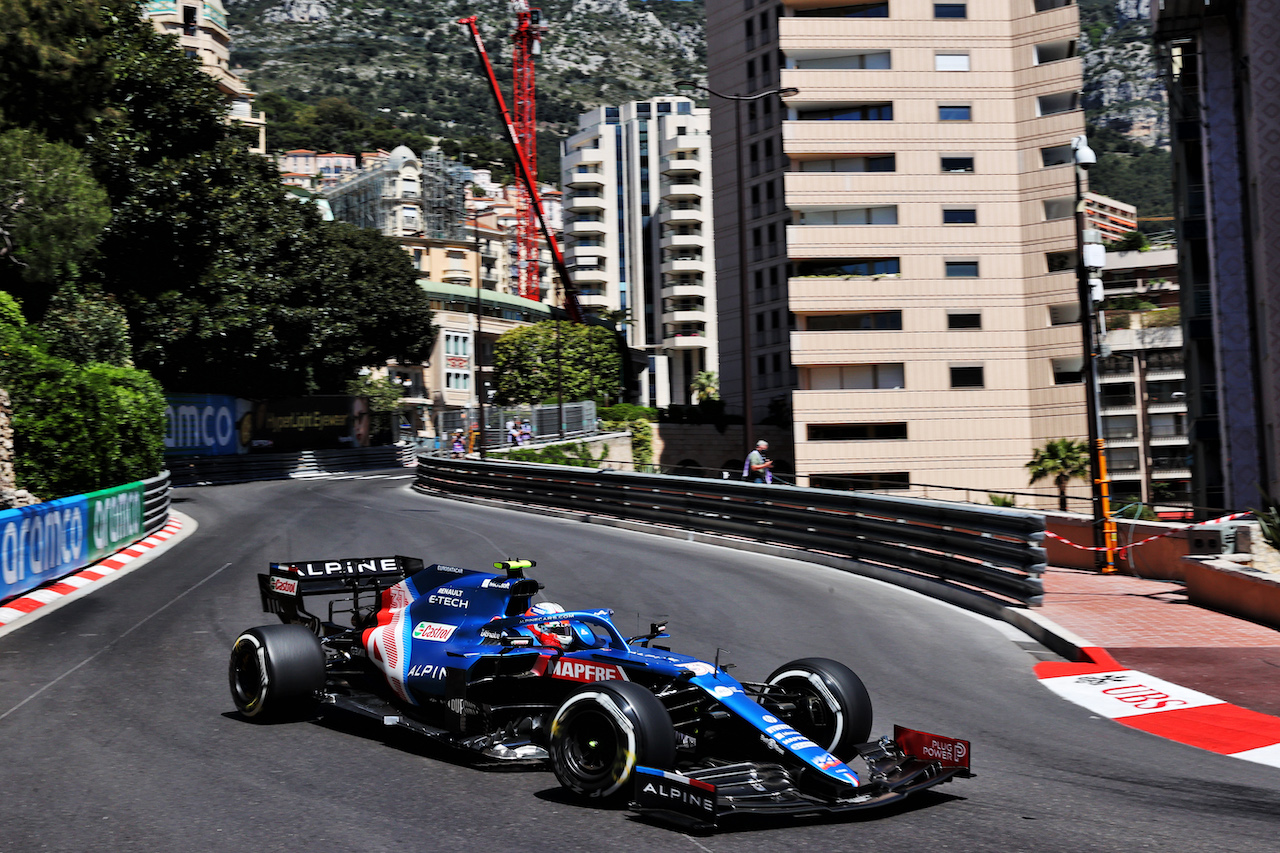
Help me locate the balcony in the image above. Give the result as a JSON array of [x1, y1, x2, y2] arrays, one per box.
[[660, 256, 707, 276], [569, 218, 607, 235], [659, 204, 705, 226], [566, 192, 606, 211], [566, 168, 605, 188], [662, 179, 705, 200], [659, 230, 703, 250]]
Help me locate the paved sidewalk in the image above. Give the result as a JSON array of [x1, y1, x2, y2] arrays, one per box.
[[1029, 565, 1280, 766]]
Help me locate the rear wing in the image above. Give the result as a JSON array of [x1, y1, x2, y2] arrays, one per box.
[[258, 555, 423, 631]]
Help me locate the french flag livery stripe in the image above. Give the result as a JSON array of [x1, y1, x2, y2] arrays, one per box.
[[1036, 647, 1280, 767]]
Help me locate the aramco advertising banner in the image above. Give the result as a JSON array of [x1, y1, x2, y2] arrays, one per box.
[[0, 481, 145, 602], [164, 395, 367, 456], [164, 393, 251, 457]]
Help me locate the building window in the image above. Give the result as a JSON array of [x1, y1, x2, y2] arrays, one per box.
[[947, 311, 981, 329], [943, 208, 977, 224], [935, 53, 970, 71], [1049, 303, 1081, 325], [1043, 197, 1074, 220], [1034, 0, 1073, 10], [798, 206, 898, 225], [808, 423, 909, 441], [1034, 40, 1077, 64], [800, 104, 894, 121], [1036, 92, 1078, 116], [795, 2, 890, 16], [795, 258, 900, 277], [940, 155, 974, 172], [1040, 144, 1073, 167], [1052, 357, 1083, 384], [945, 260, 979, 278], [798, 155, 896, 172], [950, 364, 985, 388], [182, 5, 198, 35], [808, 363, 905, 390], [934, 3, 967, 18], [938, 104, 972, 121], [795, 51, 891, 70], [811, 472, 910, 491], [445, 371, 470, 390], [1046, 250, 1076, 271], [444, 332, 471, 356], [807, 311, 903, 331]]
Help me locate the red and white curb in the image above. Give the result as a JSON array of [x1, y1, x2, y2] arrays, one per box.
[[0, 517, 185, 628], [1036, 648, 1280, 768]]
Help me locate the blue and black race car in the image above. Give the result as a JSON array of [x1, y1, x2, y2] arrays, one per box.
[[229, 556, 970, 828]]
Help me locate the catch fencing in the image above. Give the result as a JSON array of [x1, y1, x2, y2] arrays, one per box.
[[413, 457, 1047, 606]]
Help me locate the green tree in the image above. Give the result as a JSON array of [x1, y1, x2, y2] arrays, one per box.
[[0, 128, 111, 315], [492, 321, 622, 405], [0, 0, 123, 141], [1027, 438, 1091, 512], [690, 371, 719, 403], [37, 285, 133, 366]]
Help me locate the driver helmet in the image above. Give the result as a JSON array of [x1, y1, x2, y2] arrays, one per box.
[[525, 602, 573, 649]]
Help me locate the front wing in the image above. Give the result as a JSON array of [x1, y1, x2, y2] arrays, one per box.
[[632, 727, 971, 828]]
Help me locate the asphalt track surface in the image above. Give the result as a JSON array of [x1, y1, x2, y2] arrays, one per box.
[[2, 475, 1278, 853]]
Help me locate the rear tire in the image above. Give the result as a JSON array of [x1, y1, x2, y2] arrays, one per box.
[[229, 624, 325, 720], [765, 657, 874, 759], [548, 680, 676, 801]]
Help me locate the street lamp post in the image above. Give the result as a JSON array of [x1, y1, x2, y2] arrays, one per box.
[[467, 207, 493, 457], [1072, 135, 1117, 573], [676, 80, 797, 458]]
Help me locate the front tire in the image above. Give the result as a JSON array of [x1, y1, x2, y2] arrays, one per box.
[[548, 681, 676, 801], [765, 657, 873, 759], [229, 624, 325, 720]]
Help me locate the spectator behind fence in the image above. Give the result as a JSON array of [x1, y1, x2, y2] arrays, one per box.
[[744, 440, 773, 484]]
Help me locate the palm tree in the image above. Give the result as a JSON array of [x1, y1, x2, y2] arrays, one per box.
[[690, 371, 719, 403], [1026, 438, 1091, 511]]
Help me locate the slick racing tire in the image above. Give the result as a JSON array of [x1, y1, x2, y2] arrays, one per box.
[[548, 681, 676, 801], [229, 624, 326, 720], [766, 657, 874, 759]]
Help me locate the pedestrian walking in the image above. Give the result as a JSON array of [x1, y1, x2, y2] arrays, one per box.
[[744, 440, 773, 484]]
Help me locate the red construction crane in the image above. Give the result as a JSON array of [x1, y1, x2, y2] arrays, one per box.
[[511, 2, 542, 302], [458, 12, 583, 322]]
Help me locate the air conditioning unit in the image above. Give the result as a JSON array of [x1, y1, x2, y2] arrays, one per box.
[[1188, 523, 1251, 555]]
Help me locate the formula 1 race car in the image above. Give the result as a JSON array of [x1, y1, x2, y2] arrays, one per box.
[[228, 556, 970, 828]]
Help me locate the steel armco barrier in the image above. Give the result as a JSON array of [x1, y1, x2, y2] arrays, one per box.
[[167, 445, 415, 486], [141, 470, 172, 535], [414, 457, 1047, 606]]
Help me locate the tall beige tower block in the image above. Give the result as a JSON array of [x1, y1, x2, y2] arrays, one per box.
[[708, 0, 1089, 505]]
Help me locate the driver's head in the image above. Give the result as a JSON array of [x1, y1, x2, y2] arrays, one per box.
[[525, 602, 573, 649]]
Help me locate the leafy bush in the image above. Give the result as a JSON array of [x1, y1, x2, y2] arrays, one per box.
[[599, 404, 657, 422], [1251, 493, 1280, 550], [1, 293, 164, 499], [495, 442, 607, 469], [988, 493, 1017, 508], [604, 418, 653, 466]]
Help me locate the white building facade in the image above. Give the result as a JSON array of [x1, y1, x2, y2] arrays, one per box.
[[561, 97, 720, 407]]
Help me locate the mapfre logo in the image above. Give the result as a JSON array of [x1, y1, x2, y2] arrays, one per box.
[[550, 659, 628, 683], [269, 576, 299, 596], [412, 621, 457, 642]]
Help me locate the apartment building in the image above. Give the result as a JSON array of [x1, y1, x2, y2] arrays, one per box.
[[1085, 192, 1138, 243], [561, 97, 719, 407], [1154, 0, 1280, 513], [706, 0, 1090, 505], [144, 0, 266, 153], [1096, 248, 1190, 513]]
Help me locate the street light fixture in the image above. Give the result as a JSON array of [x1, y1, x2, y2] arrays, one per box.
[[466, 206, 494, 457], [1072, 134, 1117, 572], [676, 80, 798, 457]]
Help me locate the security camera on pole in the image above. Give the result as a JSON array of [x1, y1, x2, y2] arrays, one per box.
[[1073, 134, 1118, 573]]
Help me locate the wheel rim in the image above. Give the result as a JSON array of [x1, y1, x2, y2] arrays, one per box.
[[562, 708, 622, 786], [775, 674, 842, 751], [231, 638, 266, 711]]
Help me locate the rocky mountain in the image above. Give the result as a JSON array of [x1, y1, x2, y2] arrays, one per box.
[[226, 0, 705, 145], [1080, 0, 1167, 148]]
